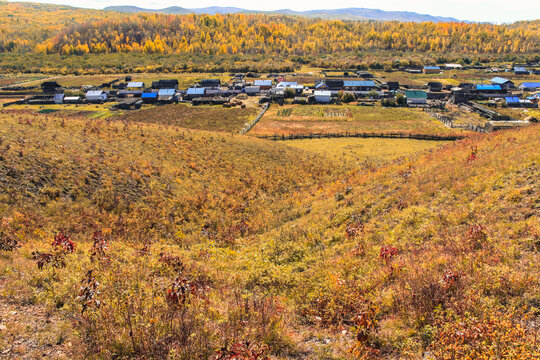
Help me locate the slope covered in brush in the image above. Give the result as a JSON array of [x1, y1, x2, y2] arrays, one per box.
[[0, 109, 538, 359]]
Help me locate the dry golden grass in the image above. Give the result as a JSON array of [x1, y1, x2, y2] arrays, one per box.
[[0, 106, 538, 359], [282, 137, 451, 165]]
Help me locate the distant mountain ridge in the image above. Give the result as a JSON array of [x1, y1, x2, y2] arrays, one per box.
[[103, 6, 465, 23]]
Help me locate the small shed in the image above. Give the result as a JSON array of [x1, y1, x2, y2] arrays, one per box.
[[514, 67, 529, 75], [86, 90, 107, 103], [141, 92, 158, 104], [314, 90, 331, 103], [276, 81, 298, 88], [64, 96, 81, 104], [445, 64, 463, 70], [54, 93, 64, 104], [127, 82, 145, 89], [405, 90, 427, 104], [423, 66, 441, 74]]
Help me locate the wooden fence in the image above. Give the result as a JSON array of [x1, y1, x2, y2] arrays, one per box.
[[240, 102, 269, 134], [258, 132, 464, 141]]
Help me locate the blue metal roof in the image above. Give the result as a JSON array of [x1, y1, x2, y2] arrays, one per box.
[[514, 67, 527, 72], [187, 88, 205, 95], [344, 81, 376, 87], [141, 92, 157, 98], [490, 77, 511, 84], [476, 84, 502, 91], [520, 82, 540, 88], [505, 96, 520, 104], [424, 66, 440, 69]]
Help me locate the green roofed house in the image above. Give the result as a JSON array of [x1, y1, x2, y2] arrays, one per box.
[[405, 90, 427, 105]]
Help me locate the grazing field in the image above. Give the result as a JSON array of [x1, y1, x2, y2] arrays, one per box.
[[250, 104, 468, 136], [283, 137, 451, 164], [117, 103, 259, 133]]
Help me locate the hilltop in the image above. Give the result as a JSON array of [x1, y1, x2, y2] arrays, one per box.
[[0, 107, 538, 358]]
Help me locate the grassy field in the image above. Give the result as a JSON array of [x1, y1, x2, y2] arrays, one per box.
[[250, 104, 468, 136], [116, 103, 259, 133], [283, 137, 451, 165]]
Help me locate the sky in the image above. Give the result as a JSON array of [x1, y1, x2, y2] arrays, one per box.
[[9, 0, 540, 23]]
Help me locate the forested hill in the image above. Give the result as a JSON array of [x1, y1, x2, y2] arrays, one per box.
[[0, 1, 538, 65], [103, 5, 463, 23]]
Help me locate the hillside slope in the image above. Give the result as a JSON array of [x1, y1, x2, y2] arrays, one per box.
[[0, 109, 538, 359]]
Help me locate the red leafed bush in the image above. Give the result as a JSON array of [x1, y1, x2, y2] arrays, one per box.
[[90, 231, 108, 260], [346, 223, 364, 239], [31, 251, 55, 269], [166, 276, 207, 309], [379, 245, 398, 265], [78, 270, 100, 314], [466, 224, 488, 249], [52, 232, 75, 254], [32, 231, 75, 269], [466, 145, 478, 163], [215, 341, 270, 360]]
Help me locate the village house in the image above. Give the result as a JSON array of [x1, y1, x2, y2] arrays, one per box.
[[423, 66, 441, 74], [316, 79, 344, 91], [41, 81, 62, 93], [245, 86, 260, 95], [185, 87, 206, 100], [490, 77, 514, 89], [152, 79, 179, 90], [314, 90, 331, 103], [254, 80, 272, 90], [387, 82, 400, 91], [141, 92, 158, 104], [85, 90, 107, 103], [514, 67, 529, 75], [158, 89, 176, 103], [343, 81, 376, 91], [476, 84, 504, 94], [405, 90, 427, 105], [427, 82, 443, 92], [519, 82, 540, 91], [199, 79, 221, 89]]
